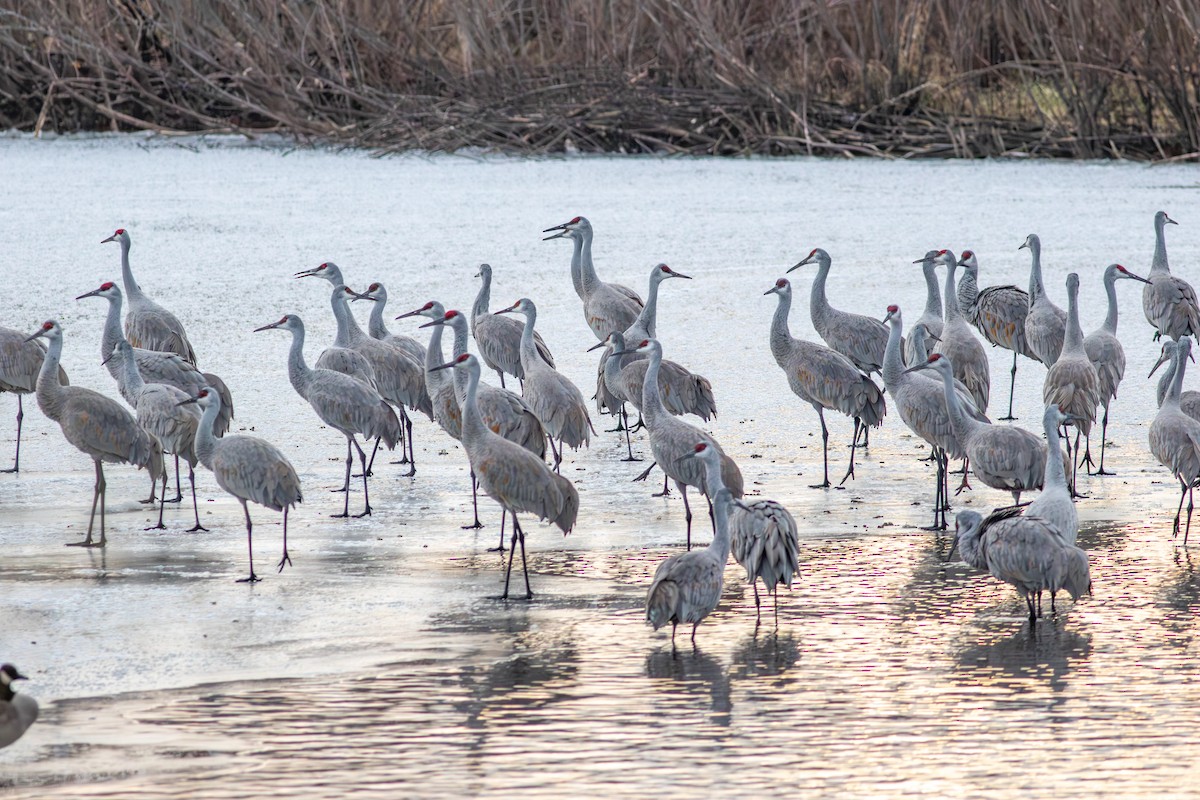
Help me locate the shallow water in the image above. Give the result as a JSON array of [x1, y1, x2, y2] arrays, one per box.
[[1, 135, 1199, 797]]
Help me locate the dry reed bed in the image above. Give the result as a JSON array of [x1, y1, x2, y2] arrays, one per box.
[[0, 0, 1197, 159]]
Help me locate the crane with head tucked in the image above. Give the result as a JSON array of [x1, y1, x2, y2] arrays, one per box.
[[956, 249, 1034, 421], [432, 353, 578, 599], [1142, 211, 1200, 344], [255, 314, 400, 518], [0, 324, 68, 472], [179, 387, 302, 582], [471, 263, 555, 388], [26, 321, 162, 547], [1042, 273, 1100, 497], [543, 216, 644, 341], [101, 228, 198, 365], [1021, 234, 1067, 367]]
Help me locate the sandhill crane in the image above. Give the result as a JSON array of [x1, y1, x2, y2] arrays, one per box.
[[179, 387, 302, 582], [472, 263, 555, 387], [952, 507, 1090, 625], [422, 309, 547, 538], [1151, 340, 1200, 421], [1021, 234, 1067, 366], [765, 278, 885, 489], [1149, 337, 1200, 544], [789, 248, 891, 376], [590, 331, 716, 460], [1025, 404, 1078, 547], [1082, 264, 1152, 474], [496, 298, 593, 470], [543, 216, 643, 341], [931, 250, 990, 415], [432, 353, 578, 599], [101, 228, 198, 364], [292, 263, 375, 385], [1043, 273, 1100, 497], [26, 321, 162, 547], [108, 340, 206, 532], [355, 282, 426, 363], [905, 353, 1047, 505], [396, 301, 461, 441], [957, 249, 1034, 420], [0, 324, 68, 472], [906, 250, 943, 365], [255, 314, 401, 517], [633, 338, 743, 547], [882, 305, 977, 530], [646, 441, 735, 646], [1143, 211, 1200, 344], [726, 491, 799, 621], [0, 664, 37, 749]]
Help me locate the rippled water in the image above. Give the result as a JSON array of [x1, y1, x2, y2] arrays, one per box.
[[1, 136, 1199, 797]]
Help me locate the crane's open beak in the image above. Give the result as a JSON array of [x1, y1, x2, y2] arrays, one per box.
[[294, 267, 323, 279], [542, 222, 570, 240], [100, 233, 118, 244], [75, 288, 102, 300]]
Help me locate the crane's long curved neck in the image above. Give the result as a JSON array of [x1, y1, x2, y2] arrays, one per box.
[[367, 293, 390, 340], [579, 227, 602, 296], [1164, 346, 1188, 407], [938, 365, 982, 443], [1156, 350, 1177, 407], [768, 291, 794, 367], [1063, 284, 1085, 354], [942, 260, 962, 323], [193, 397, 222, 468], [118, 238, 146, 301], [35, 334, 68, 422], [330, 290, 365, 345], [957, 267, 977, 313], [458, 362, 490, 447], [640, 343, 668, 425], [424, 318, 447, 391], [1102, 273, 1120, 335], [100, 292, 125, 363], [881, 318, 906, 386], [1042, 413, 1068, 491], [1027, 239, 1045, 299], [808, 257, 832, 328], [449, 317, 471, 400], [923, 260, 943, 318], [284, 324, 313, 398], [568, 234, 585, 300], [1152, 216, 1171, 274], [517, 308, 540, 369], [117, 346, 146, 398], [708, 487, 733, 561], [472, 272, 492, 323], [631, 273, 662, 337]]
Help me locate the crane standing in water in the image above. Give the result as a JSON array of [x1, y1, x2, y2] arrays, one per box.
[[957, 250, 1033, 420]]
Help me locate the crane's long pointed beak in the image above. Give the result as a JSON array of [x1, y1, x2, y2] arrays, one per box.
[[418, 319, 445, 329], [430, 360, 457, 372], [673, 272, 693, 280], [176, 396, 200, 407], [1149, 354, 1170, 378], [1167, 217, 1179, 225], [253, 322, 281, 332], [100, 352, 115, 366], [100, 234, 117, 244], [23, 331, 44, 343], [1129, 274, 1152, 285], [902, 361, 932, 375], [946, 535, 960, 563], [293, 268, 320, 279], [395, 309, 422, 320], [787, 259, 811, 273], [542, 223, 569, 240], [75, 289, 100, 300], [495, 304, 519, 315], [912, 257, 927, 264], [586, 341, 607, 352], [351, 293, 378, 303]]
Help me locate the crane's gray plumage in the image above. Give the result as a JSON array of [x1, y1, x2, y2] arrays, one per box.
[[399, 301, 462, 441], [767, 278, 885, 489], [1024, 404, 1078, 547], [497, 298, 593, 470], [906, 250, 943, 366], [1149, 337, 1200, 544], [1142, 211, 1200, 344], [182, 387, 302, 582], [957, 249, 1034, 420], [1083, 263, 1151, 473], [0, 323, 68, 472], [433, 353, 578, 599], [789, 248, 892, 375], [471, 264, 555, 386], [0, 664, 38, 749], [954, 506, 1091, 625], [77, 281, 234, 437], [1151, 340, 1200, 422], [293, 265, 375, 388], [256, 314, 400, 517], [101, 228, 198, 365], [28, 321, 163, 547], [544, 216, 644, 341], [635, 338, 743, 548], [931, 250, 990, 414], [357, 282, 427, 363], [1021, 234, 1067, 366], [646, 442, 734, 645], [1043, 273, 1101, 495], [729, 498, 799, 618], [595, 331, 716, 423], [110, 339, 207, 531]]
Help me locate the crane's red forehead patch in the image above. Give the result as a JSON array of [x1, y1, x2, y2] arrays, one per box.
[[100, 281, 114, 290], [198, 389, 209, 397], [421, 301, 433, 310], [317, 263, 328, 270], [570, 216, 581, 224], [808, 248, 817, 257], [115, 228, 125, 235], [1116, 264, 1128, 272], [887, 304, 898, 312], [776, 278, 787, 287], [660, 265, 671, 272], [369, 283, 380, 291], [445, 310, 459, 319], [456, 353, 470, 363], [937, 248, 949, 255], [638, 339, 649, 348], [962, 250, 974, 258], [929, 353, 943, 361], [279, 315, 289, 323], [693, 442, 707, 452], [42, 321, 53, 330]]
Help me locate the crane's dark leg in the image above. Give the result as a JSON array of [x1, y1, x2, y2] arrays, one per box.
[[140, 464, 157, 504], [671, 622, 678, 652], [922, 449, 947, 531], [633, 462, 659, 483], [1096, 403, 1114, 475], [621, 406, 641, 462], [1, 395, 22, 473], [390, 409, 411, 466], [516, 516, 533, 599], [147, 469, 167, 530], [1027, 595, 1037, 626], [1071, 430, 1087, 499], [498, 370, 507, 389], [549, 437, 562, 473], [1173, 478, 1187, 537], [653, 472, 672, 497], [489, 509, 508, 552], [1037, 591, 1043, 618], [277, 507, 292, 573], [186, 462, 208, 532], [464, 471, 486, 531], [353, 437, 372, 517], [166, 454, 183, 503], [501, 514, 519, 599], [678, 483, 693, 550], [1001, 351, 1018, 421], [753, 581, 761, 617], [332, 438, 353, 517], [811, 408, 831, 489], [839, 418, 861, 486], [71, 459, 104, 547], [97, 463, 108, 547], [401, 412, 416, 476], [1186, 484, 1195, 546], [691, 623, 700, 646], [955, 458, 972, 494], [363, 437, 381, 476], [1050, 591, 1058, 616], [237, 501, 260, 583]]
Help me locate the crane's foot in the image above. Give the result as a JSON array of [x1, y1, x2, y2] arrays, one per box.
[[652, 488, 672, 498], [621, 454, 644, 462], [351, 470, 374, 479], [999, 415, 1017, 421], [389, 457, 411, 465], [65, 537, 103, 548], [331, 487, 348, 494], [487, 544, 507, 553], [354, 507, 373, 518], [838, 466, 855, 486], [186, 523, 210, 533], [139, 496, 156, 505], [1071, 491, 1089, 500], [237, 573, 261, 584], [920, 523, 948, 532], [1095, 468, 1115, 476], [165, 494, 183, 504], [0, 465, 17, 474], [632, 464, 656, 482], [330, 512, 351, 519], [401, 464, 417, 478], [808, 480, 831, 490], [955, 475, 972, 494], [277, 551, 293, 573], [144, 522, 167, 531], [462, 521, 484, 530]]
